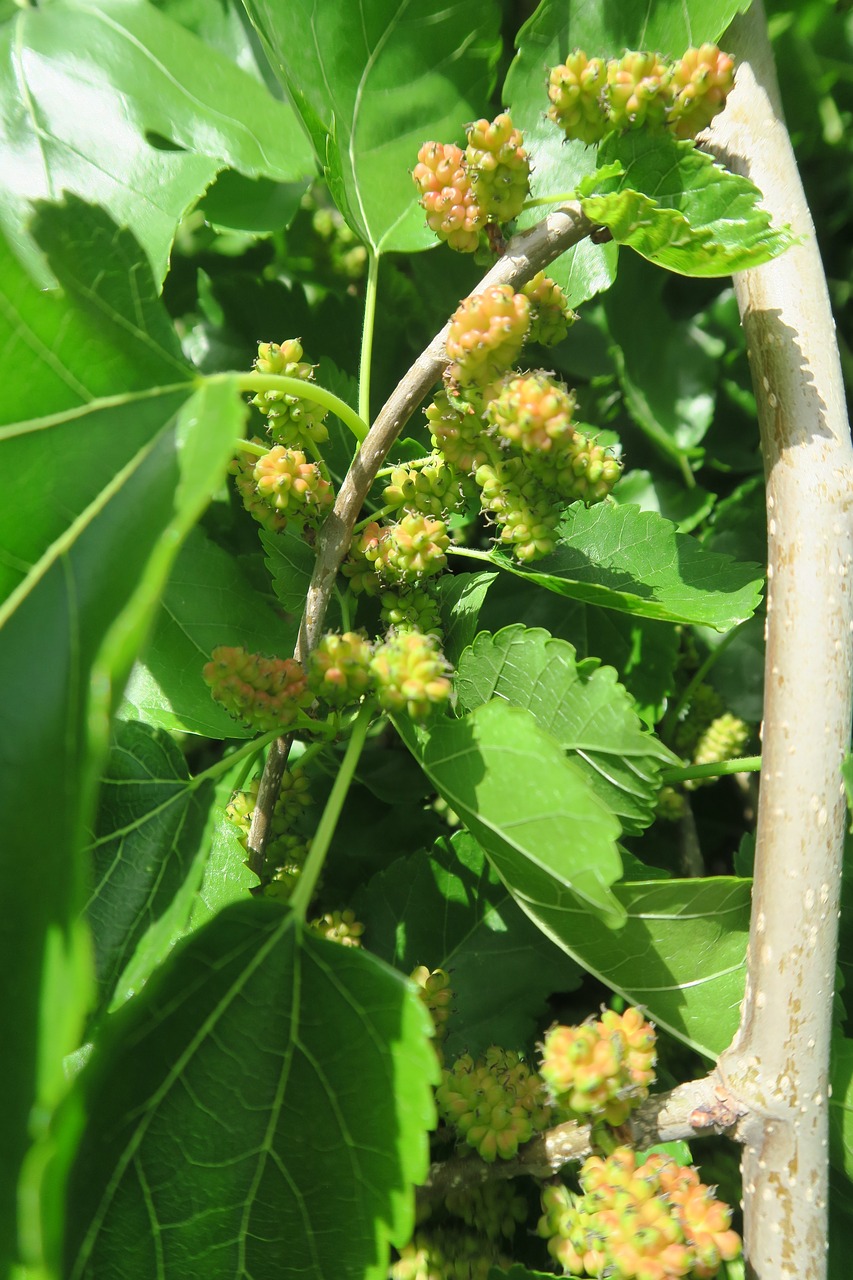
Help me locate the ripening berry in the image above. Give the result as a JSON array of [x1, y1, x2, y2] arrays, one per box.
[[203, 646, 312, 732], [465, 113, 531, 224], [376, 513, 451, 585], [251, 339, 329, 447], [370, 630, 452, 720], [412, 141, 487, 253], [474, 458, 560, 562], [522, 272, 577, 347], [668, 45, 736, 140], [605, 51, 671, 132], [538, 430, 622, 503], [540, 1008, 656, 1125], [425, 391, 490, 474], [229, 442, 288, 533], [253, 446, 334, 525], [306, 631, 374, 709], [485, 371, 576, 454], [436, 1046, 551, 1162], [547, 51, 609, 144], [445, 285, 530, 387], [309, 908, 365, 947], [382, 458, 456, 517], [341, 521, 384, 596]]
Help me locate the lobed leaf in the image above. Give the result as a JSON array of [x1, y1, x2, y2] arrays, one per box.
[[455, 626, 678, 836], [64, 904, 437, 1280]]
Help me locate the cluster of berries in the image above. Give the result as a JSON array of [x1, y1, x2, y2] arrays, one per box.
[[390, 1225, 511, 1280], [436, 1045, 551, 1162], [411, 966, 454, 1064], [547, 44, 736, 145], [309, 908, 365, 946], [656, 683, 751, 812], [230, 339, 334, 533], [538, 1146, 741, 1279], [204, 630, 452, 732], [412, 113, 531, 253], [541, 1007, 657, 1126], [226, 766, 314, 896]]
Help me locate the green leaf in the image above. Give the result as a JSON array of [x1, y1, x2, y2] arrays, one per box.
[[85, 721, 217, 1015], [242, 0, 502, 254], [578, 132, 795, 276], [436, 570, 498, 665], [357, 831, 582, 1058], [262, 525, 316, 617], [120, 526, 296, 738], [604, 253, 721, 458], [199, 171, 309, 237], [398, 700, 625, 926], [453, 503, 764, 630], [64, 904, 437, 1280], [455, 627, 677, 836], [615, 471, 717, 533], [584, 608, 679, 728], [831, 1034, 853, 1180], [1, 0, 315, 283]]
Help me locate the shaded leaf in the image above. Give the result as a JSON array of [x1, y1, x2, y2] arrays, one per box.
[[615, 471, 716, 534], [578, 132, 795, 277], [398, 701, 625, 926], [455, 627, 677, 836], [436, 570, 498, 666], [453, 503, 763, 630], [262, 526, 316, 617], [584, 608, 679, 729], [243, 0, 501, 253], [357, 831, 582, 1058], [1, 0, 315, 283], [64, 904, 437, 1280], [120, 526, 296, 738], [85, 720, 216, 1013]]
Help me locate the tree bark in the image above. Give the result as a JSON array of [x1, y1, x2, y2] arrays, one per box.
[[709, 3, 853, 1276]]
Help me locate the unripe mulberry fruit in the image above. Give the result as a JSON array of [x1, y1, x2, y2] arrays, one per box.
[[673, 684, 724, 756], [412, 142, 487, 253], [540, 1007, 656, 1125], [370, 630, 452, 720], [474, 459, 560, 562], [668, 45, 736, 140], [446, 285, 530, 387], [377, 513, 450, 585], [251, 339, 329, 447], [309, 908, 364, 947], [606, 51, 671, 132], [444, 1180, 527, 1242], [465, 113, 530, 224], [379, 585, 443, 639], [253, 446, 334, 525], [410, 965, 454, 1042], [543, 431, 622, 503], [485, 371, 576, 454], [307, 631, 374, 709], [436, 1047, 551, 1162], [522, 272, 576, 347], [203, 646, 312, 732], [382, 458, 456, 517], [686, 712, 750, 789], [229, 441, 288, 533], [547, 51, 609, 144], [341, 521, 384, 595], [426, 392, 490, 474]]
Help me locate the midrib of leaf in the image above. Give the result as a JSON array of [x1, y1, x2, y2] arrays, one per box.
[[70, 913, 299, 1279], [0, 290, 91, 402], [0, 384, 191, 441], [13, 12, 53, 198], [348, 0, 408, 248]]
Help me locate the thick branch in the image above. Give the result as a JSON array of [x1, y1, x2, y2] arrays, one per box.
[[708, 4, 853, 1277]]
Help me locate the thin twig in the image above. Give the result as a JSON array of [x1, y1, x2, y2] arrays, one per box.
[[249, 203, 595, 862]]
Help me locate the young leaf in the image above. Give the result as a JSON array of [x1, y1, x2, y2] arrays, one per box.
[[453, 503, 764, 630], [356, 831, 582, 1057], [578, 132, 795, 276], [455, 627, 678, 835], [120, 527, 297, 739], [0, 0, 315, 283], [64, 904, 437, 1280], [85, 721, 217, 1014], [242, 0, 501, 253], [398, 701, 625, 927]]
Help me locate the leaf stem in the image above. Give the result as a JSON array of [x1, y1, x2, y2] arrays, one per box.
[[660, 755, 761, 784], [521, 192, 581, 211], [235, 438, 268, 457], [359, 250, 380, 427], [189, 730, 279, 789], [229, 372, 369, 444], [288, 700, 376, 919]]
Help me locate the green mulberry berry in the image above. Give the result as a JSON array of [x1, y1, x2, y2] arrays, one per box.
[[686, 711, 750, 789], [605, 51, 671, 132], [253, 446, 334, 525], [547, 51, 609, 144], [465, 113, 530, 224], [474, 459, 560, 562], [203, 646, 312, 732], [341, 521, 384, 596], [655, 785, 688, 823], [540, 1007, 656, 1125], [379, 585, 443, 639], [538, 430, 622, 503], [522, 272, 577, 347], [444, 1180, 527, 1242], [370, 630, 452, 720], [425, 392, 490, 475], [251, 339, 329, 447], [377, 513, 450, 585], [307, 631, 374, 709], [673, 684, 725, 756], [391, 1227, 509, 1280], [436, 1046, 551, 1162], [382, 458, 456, 517], [229, 442, 288, 533], [485, 371, 576, 454], [412, 142, 487, 254], [309, 908, 364, 947], [446, 285, 530, 388], [668, 45, 736, 140]]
